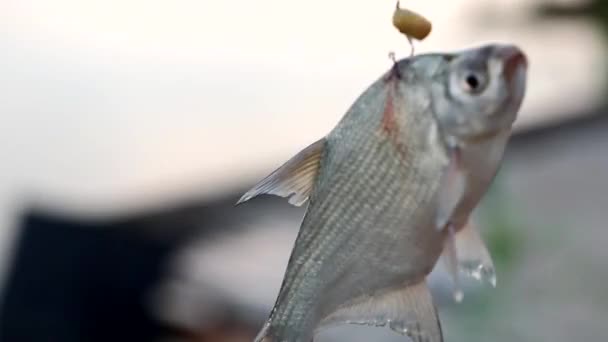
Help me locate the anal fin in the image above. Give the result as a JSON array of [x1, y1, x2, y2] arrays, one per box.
[[319, 281, 443, 342], [237, 138, 326, 206]]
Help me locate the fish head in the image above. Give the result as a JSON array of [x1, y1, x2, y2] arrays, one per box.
[[428, 44, 528, 141]]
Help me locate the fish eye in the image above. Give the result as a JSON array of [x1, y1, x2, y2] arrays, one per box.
[[461, 72, 486, 94], [465, 75, 479, 89]]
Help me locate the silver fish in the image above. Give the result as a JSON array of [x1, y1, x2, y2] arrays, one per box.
[[238, 43, 528, 342]]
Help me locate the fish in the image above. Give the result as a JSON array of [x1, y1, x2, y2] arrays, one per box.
[[237, 43, 528, 342]]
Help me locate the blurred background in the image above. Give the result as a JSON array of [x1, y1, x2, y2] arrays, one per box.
[[0, 0, 607, 341]]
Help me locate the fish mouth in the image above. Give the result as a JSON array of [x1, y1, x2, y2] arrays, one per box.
[[496, 45, 528, 87]]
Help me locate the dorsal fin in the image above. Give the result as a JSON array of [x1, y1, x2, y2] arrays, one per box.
[[318, 281, 443, 342], [237, 138, 326, 207]]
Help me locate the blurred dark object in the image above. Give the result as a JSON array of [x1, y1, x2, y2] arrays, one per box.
[[0, 203, 261, 342], [0, 210, 176, 341], [171, 316, 258, 342]]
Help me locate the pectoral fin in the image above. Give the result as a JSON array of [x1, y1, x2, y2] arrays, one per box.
[[237, 138, 325, 206], [441, 220, 497, 298], [455, 220, 496, 287], [319, 281, 443, 342], [436, 147, 466, 231]]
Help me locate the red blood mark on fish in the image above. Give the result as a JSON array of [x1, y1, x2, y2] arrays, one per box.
[[381, 82, 398, 136], [381, 60, 402, 137], [381, 72, 408, 158]]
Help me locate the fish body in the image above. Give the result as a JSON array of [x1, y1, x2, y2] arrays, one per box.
[[239, 44, 528, 342]]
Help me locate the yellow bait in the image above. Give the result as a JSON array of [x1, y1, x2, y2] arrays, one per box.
[[392, 1, 432, 40], [392, 1, 432, 55]]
